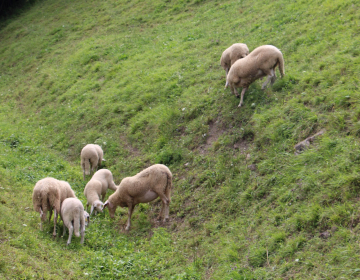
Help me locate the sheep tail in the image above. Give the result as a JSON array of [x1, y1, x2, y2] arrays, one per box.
[[74, 209, 81, 237], [48, 189, 61, 214], [84, 159, 91, 175], [278, 54, 285, 78]]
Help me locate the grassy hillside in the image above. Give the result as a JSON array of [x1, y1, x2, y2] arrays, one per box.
[[1, 0, 360, 278]]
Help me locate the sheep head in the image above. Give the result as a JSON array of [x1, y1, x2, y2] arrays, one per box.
[[104, 200, 116, 219], [84, 211, 90, 226], [90, 201, 104, 215]]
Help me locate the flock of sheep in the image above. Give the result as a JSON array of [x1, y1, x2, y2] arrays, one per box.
[[32, 144, 172, 245], [32, 43, 285, 245], [221, 44, 285, 108]]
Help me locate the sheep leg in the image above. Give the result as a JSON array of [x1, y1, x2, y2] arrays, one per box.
[[80, 226, 85, 244], [125, 204, 135, 231], [270, 74, 277, 85], [238, 88, 248, 107], [80, 223, 85, 244], [67, 222, 73, 245], [39, 213, 43, 231], [158, 201, 165, 221], [231, 84, 240, 98], [101, 193, 105, 201], [261, 76, 272, 89], [48, 209, 53, 223], [224, 68, 229, 86], [62, 223, 66, 237], [52, 209, 58, 237], [261, 69, 275, 90], [157, 193, 170, 222]]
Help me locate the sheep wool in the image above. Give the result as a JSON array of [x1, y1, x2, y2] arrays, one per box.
[[225, 45, 285, 108], [80, 144, 104, 180], [32, 177, 76, 236], [84, 169, 117, 215], [60, 197, 87, 245], [104, 164, 172, 231], [220, 43, 249, 76]]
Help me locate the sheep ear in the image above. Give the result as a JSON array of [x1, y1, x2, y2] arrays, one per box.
[[104, 201, 110, 209]]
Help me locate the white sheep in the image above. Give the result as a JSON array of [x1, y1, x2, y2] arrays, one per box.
[[84, 169, 117, 216], [220, 43, 249, 77], [32, 177, 76, 237], [80, 144, 104, 180], [104, 164, 172, 231], [60, 197, 89, 245], [225, 45, 285, 108]]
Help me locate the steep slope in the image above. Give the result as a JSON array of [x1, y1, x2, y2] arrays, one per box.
[[1, 0, 360, 278]]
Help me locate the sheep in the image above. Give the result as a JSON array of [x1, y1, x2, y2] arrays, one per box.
[[104, 164, 172, 231], [225, 45, 285, 108], [220, 43, 249, 77], [80, 144, 104, 180], [83, 169, 117, 216], [60, 197, 89, 245], [32, 177, 76, 237]]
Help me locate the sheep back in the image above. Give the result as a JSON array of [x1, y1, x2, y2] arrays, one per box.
[[84, 179, 102, 204], [220, 43, 249, 71], [228, 45, 284, 86], [61, 197, 85, 238], [91, 169, 117, 192], [33, 178, 60, 221], [108, 164, 172, 207], [81, 144, 103, 175]]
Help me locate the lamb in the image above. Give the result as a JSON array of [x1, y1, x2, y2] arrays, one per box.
[[104, 164, 172, 231], [60, 197, 89, 245], [225, 45, 285, 108], [81, 144, 104, 180], [32, 177, 76, 237], [83, 169, 117, 216], [220, 43, 249, 77]]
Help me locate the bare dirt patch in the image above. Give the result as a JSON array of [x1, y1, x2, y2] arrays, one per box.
[[199, 119, 225, 154]]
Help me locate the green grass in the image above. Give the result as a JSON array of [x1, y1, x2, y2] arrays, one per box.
[[1, 0, 360, 278]]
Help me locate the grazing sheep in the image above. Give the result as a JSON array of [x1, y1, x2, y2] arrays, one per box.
[[84, 169, 117, 216], [220, 43, 249, 77], [60, 198, 89, 245], [32, 178, 76, 237], [225, 45, 285, 108], [104, 164, 172, 231], [81, 144, 104, 180]]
